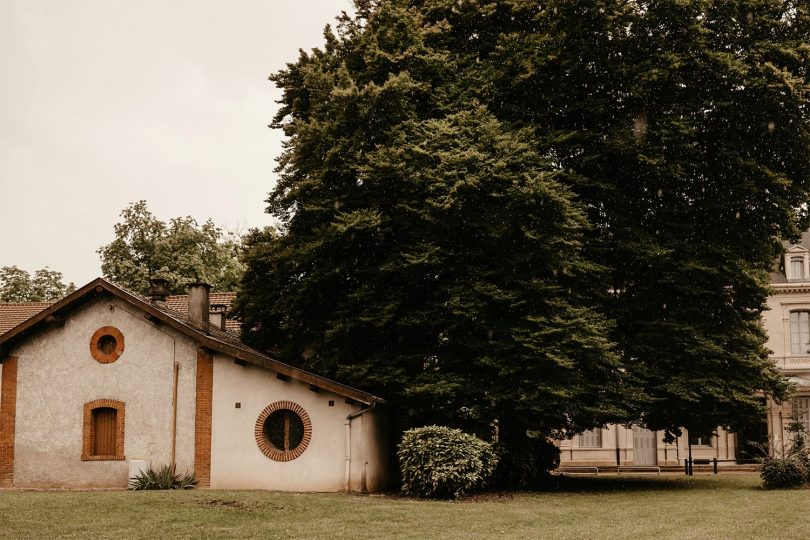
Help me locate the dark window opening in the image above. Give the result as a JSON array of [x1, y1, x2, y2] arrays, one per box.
[[97, 335, 117, 355], [263, 409, 305, 452]]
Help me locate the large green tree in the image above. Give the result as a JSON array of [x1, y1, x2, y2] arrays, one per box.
[[98, 201, 244, 294], [239, 0, 809, 481], [0, 266, 75, 302], [237, 1, 633, 485], [474, 0, 807, 437]]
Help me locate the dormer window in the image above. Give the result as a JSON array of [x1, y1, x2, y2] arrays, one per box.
[[785, 247, 809, 281], [791, 257, 805, 280]]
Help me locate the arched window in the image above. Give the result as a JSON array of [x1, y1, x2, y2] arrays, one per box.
[[82, 399, 125, 460], [790, 311, 810, 355]]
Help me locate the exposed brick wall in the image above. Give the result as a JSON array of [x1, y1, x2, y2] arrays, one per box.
[[81, 398, 126, 461], [194, 348, 213, 487], [0, 356, 18, 488]]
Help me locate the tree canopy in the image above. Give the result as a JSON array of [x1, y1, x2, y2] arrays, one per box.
[[0, 266, 75, 302], [98, 201, 244, 295], [237, 0, 810, 482]]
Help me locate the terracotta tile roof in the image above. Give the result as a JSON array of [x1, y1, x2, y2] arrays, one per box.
[[0, 302, 53, 334], [0, 292, 242, 336], [0, 278, 383, 405], [165, 292, 240, 334]]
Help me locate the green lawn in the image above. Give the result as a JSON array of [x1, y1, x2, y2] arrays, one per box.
[[0, 474, 806, 539]]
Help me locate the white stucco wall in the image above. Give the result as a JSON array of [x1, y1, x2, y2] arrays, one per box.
[[764, 294, 791, 359], [346, 406, 389, 492], [210, 355, 387, 491], [7, 297, 198, 488]]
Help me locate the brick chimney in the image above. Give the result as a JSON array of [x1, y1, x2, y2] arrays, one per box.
[[147, 278, 169, 308], [188, 281, 211, 328]]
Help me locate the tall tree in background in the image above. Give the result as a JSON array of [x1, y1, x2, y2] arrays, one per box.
[[237, 1, 631, 485], [239, 0, 809, 482], [478, 0, 807, 437], [0, 266, 75, 302], [98, 201, 244, 294]]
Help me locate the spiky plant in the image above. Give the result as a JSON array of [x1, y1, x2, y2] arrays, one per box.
[[129, 464, 197, 490]]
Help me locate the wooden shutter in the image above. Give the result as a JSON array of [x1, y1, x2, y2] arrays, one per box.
[[93, 407, 117, 455]]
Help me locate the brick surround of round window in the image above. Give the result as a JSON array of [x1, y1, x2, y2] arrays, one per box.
[[254, 401, 312, 462], [89, 326, 125, 364]]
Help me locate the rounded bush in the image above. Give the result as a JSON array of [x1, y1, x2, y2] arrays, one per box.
[[398, 425, 498, 499], [759, 456, 808, 489]]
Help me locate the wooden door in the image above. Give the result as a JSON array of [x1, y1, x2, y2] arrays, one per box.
[[93, 407, 117, 456]]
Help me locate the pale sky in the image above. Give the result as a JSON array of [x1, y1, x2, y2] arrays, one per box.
[[0, 0, 353, 287]]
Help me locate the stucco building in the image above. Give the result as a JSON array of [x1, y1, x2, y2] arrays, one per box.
[[762, 234, 810, 455], [559, 237, 810, 469], [0, 278, 389, 491]]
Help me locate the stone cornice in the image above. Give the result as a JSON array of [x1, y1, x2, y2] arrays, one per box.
[[770, 282, 810, 295]]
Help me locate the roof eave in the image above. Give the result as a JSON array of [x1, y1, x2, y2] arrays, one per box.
[[0, 278, 384, 406]]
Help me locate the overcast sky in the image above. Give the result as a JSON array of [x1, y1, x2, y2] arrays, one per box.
[[0, 0, 353, 287]]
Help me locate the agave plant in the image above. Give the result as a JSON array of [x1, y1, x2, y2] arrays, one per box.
[[129, 464, 197, 490]]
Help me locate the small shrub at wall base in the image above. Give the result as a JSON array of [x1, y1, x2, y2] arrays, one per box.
[[129, 465, 198, 490], [398, 426, 498, 499], [759, 421, 810, 489]]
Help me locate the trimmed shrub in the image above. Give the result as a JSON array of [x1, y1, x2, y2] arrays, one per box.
[[398, 426, 498, 499], [129, 464, 197, 490], [760, 455, 808, 489]]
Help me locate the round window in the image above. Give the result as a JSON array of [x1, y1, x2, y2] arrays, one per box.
[[264, 410, 305, 452], [255, 401, 312, 461], [89, 326, 125, 364]]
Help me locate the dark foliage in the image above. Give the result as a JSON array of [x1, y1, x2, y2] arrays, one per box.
[[237, 0, 810, 484]]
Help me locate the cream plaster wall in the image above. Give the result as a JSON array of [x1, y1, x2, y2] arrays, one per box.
[[346, 406, 389, 493], [7, 297, 198, 488], [764, 295, 790, 358], [210, 355, 386, 491]]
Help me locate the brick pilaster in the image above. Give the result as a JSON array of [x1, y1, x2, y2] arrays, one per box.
[[0, 356, 18, 488], [194, 348, 213, 487]]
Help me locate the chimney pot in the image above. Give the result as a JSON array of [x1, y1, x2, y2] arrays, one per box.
[[147, 278, 170, 307]]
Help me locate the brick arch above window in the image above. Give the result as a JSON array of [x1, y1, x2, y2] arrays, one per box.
[[82, 398, 125, 461], [89, 326, 125, 364]]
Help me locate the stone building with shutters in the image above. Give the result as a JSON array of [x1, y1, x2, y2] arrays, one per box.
[[558, 235, 810, 469], [0, 278, 389, 491]]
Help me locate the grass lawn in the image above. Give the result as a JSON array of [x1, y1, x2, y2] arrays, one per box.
[[0, 474, 806, 539]]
